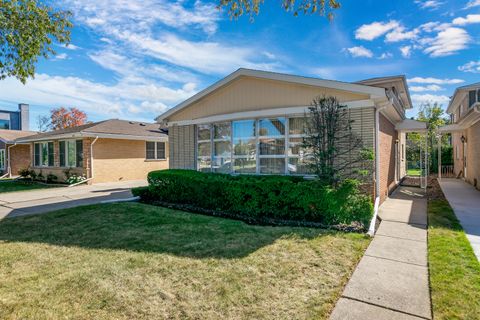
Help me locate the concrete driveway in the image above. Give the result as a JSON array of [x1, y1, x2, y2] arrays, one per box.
[[0, 180, 147, 219], [439, 178, 480, 260]]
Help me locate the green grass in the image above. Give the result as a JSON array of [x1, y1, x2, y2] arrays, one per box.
[[407, 168, 421, 176], [0, 203, 370, 319], [0, 180, 58, 193], [428, 200, 480, 320]]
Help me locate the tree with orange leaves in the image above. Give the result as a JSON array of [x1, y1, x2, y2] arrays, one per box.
[[50, 107, 88, 130]]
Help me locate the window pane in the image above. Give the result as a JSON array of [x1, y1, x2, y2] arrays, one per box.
[[197, 142, 211, 157], [213, 122, 230, 140], [289, 117, 308, 135], [146, 141, 155, 159], [0, 150, 4, 169], [41, 143, 48, 166], [48, 142, 54, 167], [214, 141, 230, 157], [288, 138, 312, 156], [233, 138, 256, 156], [233, 158, 256, 173], [259, 118, 285, 136], [197, 158, 211, 172], [232, 120, 256, 138], [212, 157, 231, 173], [59, 141, 66, 167], [469, 90, 476, 107], [288, 158, 312, 175], [76, 140, 83, 167], [156, 142, 165, 159], [260, 158, 285, 174], [259, 138, 285, 155], [197, 124, 211, 141], [66, 141, 76, 167], [34, 143, 40, 166], [0, 120, 9, 130]]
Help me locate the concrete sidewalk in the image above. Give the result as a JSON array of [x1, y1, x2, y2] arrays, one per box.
[[330, 187, 431, 320], [0, 180, 146, 219], [439, 178, 480, 260]]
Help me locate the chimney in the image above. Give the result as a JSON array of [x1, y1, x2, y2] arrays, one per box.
[[18, 103, 29, 130]]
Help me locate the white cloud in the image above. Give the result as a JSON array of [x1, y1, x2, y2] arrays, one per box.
[[458, 60, 480, 73], [385, 27, 418, 42], [355, 20, 400, 41], [409, 84, 443, 92], [0, 74, 198, 120], [378, 52, 393, 59], [400, 46, 412, 58], [408, 77, 464, 84], [464, 0, 480, 9], [411, 94, 450, 106], [422, 27, 470, 57], [415, 0, 444, 9], [54, 53, 68, 60], [344, 46, 374, 58], [63, 43, 80, 50], [452, 14, 480, 26]]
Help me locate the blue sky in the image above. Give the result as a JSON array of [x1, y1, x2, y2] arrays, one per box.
[[0, 0, 479, 129]]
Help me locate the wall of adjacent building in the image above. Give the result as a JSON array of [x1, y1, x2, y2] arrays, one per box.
[[8, 144, 31, 176], [378, 113, 398, 204], [92, 138, 169, 183], [466, 122, 480, 188]]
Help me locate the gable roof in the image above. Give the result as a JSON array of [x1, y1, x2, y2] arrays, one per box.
[[155, 68, 387, 123], [447, 82, 480, 114], [356, 75, 412, 109], [0, 129, 39, 144], [16, 119, 168, 143]]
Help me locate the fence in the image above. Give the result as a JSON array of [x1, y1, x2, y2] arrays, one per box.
[[440, 165, 455, 178]]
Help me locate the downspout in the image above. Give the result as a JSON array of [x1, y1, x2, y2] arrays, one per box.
[[368, 100, 390, 236], [7, 143, 17, 178], [90, 136, 99, 182]]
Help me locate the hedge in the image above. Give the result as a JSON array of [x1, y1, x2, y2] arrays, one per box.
[[133, 169, 373, 228]]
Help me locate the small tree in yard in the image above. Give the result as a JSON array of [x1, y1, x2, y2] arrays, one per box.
[[303, 95, 373, 186]]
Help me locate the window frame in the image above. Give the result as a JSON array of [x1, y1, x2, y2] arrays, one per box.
[[0, 149, 5, 169], [145, 141, 166, 161], [33, 141, 54, 167], [58, 139, 83, 168], [195, 116, 314, 176], [0, 119, 10, 130]]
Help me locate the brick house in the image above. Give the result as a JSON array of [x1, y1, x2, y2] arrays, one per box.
[[440, 82, 480, 188], [155, 68, 422, 205], [13, 119, 169, 183], [0, 129, 38, 176]]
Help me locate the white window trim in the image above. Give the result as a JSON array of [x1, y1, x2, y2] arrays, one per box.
[[59, 139, 79, 168], [146, 141, 166, 160]]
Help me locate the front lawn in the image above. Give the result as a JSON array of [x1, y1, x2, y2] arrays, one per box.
[[407, 168, 421, 176], [428, 199, 480, 319], [0, 203, 370, 319], [0, 180, 59, 193]]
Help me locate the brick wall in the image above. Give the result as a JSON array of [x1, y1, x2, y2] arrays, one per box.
[[466, 122, 480, 188], [169, 125, 195, 169], [91, 138, 169, 183], [378, 113, 398, 203], [8, 144, 31, 176], [452, 131, 464, 178]]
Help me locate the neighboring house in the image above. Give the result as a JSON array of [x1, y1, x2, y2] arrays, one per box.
[[0, 103, 29, 130], [14, 119, 169, 183], [0, 129, 38, 176], [440, 82, 480, 188], [156, 68, 424, 204]]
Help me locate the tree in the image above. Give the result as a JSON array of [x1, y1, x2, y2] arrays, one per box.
[[36, 114, 50, 132], [0, 0, 72, 84], [303, 95, 373, 185], [50, 107, 88, 130], [218, 0, 340, 19]]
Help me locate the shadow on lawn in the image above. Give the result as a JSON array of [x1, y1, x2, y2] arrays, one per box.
[[0, 202, 333, 259]]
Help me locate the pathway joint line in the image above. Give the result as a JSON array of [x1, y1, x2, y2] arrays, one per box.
[[373, 233, 426, 243], [364, 253, 428, 267]]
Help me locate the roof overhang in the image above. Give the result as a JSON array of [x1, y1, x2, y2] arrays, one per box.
[[356, 75, 412, 109], [156, 68, 387, 123], [395, 119, 427, 132], [440, 104, 480, 132], [447, 82, 480, 114], [16, 132, 168, 143]]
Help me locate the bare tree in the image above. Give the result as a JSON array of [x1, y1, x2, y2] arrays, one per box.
[[303, 95, 373, 185], [36, 115, 50, 132]]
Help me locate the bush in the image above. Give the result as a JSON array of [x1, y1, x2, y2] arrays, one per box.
[[136, 169, 373, 227], [47, 174, 58, 183]]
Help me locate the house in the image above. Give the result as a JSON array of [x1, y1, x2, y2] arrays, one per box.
[[13, 119, 169, 183], [0, 129, 38, 176], [0, 103, 29, 130], [440, 82, 480, 188], [156, 68, 424, 204]]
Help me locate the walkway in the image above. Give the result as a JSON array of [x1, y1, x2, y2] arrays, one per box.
[[330, 186, 431, 320], [0, 180, 146, 219], [439, 178, 480, 260]]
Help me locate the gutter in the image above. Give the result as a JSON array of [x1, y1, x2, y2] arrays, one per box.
[[368, 100, 390, 236]]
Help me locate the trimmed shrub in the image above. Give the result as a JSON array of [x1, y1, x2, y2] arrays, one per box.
[[136, 169, 373, 228]]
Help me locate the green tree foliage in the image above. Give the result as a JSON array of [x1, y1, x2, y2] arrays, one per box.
[[303, 95, 373, 186], [217, 0, 340, 19], [0, 0, 72, 83]]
